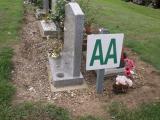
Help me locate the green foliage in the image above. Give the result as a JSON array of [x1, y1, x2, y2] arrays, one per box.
[[53, 0, 67, 23], [35, 0, 43, 9], [109, 102, 160, 120], [78, 0, 96, 25]]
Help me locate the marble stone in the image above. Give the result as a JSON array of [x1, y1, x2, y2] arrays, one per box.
[[39, 20, 57, 38], [48, 2, 85, 88], [64, 2, 84, 77], [43, 0, 49, 13]]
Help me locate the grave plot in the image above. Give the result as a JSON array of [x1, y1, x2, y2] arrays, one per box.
[[12, 1, 160, 119], [48, 2, 85, 89]]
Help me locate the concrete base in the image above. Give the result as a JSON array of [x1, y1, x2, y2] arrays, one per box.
[[48, 53, 84, 88], [38, 20, 57, 38], [50, 75, 87, 92]]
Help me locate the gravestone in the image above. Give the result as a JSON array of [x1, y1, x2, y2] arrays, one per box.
[[38, 20, 57, 38], [43, 0, 49, 13], [48, 2, 84, 88], [35, 0, 49, 19]]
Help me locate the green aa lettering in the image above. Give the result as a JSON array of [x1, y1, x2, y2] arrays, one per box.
[[104, 38, 117, 64], [90, 39, 103, 66]]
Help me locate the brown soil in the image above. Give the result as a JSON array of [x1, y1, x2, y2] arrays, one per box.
[[12, 5, 160, 119]]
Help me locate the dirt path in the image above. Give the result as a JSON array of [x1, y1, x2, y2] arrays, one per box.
[[12, 6, 51, 102], [12, 5, 160, 119]]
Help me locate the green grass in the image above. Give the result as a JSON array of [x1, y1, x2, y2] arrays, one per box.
[[0, 48, 15, 105], [89, 0, 160, 70], [0, 0, 23, 46], [0, 102, 71, 120], [79, 116, 102, 120], [109, 102, 160, 120]]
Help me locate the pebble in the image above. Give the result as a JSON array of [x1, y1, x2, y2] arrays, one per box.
[[28, 87, 36, 93], [53, 97, 57, 100], [71, 93, 74, 97]]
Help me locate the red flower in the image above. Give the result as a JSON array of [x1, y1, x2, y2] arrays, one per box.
[[124, 58, 135, 77]]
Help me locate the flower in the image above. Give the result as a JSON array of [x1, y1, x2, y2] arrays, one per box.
[[124, 58, 135, 78]]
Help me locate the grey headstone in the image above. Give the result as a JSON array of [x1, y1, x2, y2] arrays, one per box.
[[48, 2, 85, 88], [64, 2, 84, 77], [43, 0, 49, 13]]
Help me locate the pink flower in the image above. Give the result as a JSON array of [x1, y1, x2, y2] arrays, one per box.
[[124, 58, 135, 77]]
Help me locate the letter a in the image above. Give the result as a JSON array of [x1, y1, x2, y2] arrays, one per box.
[[90, 39, 103, 66], [104, 38, 117, 64]]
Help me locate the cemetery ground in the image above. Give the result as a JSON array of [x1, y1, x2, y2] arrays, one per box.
[[0, 0, 160, 120]]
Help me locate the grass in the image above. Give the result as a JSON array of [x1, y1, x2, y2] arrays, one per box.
[[88, 0, 160, 70], [0, 48, 15, 105], [79, 116, 102, 120], [109, 102, 160, 120], [0, 0, 23, 46], [0, 102, 71, 120]]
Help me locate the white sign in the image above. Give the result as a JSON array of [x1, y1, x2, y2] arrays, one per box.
[[86, 34, 124, 70]]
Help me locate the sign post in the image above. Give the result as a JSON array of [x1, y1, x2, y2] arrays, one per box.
[[86, 33, 124, 94], [96, 69, 105, 94]]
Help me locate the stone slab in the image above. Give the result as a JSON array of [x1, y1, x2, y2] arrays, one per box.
[[48, 67, 87, 92], [48, 53, 84, 88], [64, 2, 84, 76], [38, 20, 57, 38]]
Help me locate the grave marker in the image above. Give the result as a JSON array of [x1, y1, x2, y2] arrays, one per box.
[[48, 2, 84, 88], [43, 0, 49, 13]]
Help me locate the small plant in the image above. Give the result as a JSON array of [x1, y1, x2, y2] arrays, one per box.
[[78, 0, 96, 34], [79, 0, 96, 25], [35, 0, 43, 9], [43, 13, 53, 23], [53, 0, 67, 30]]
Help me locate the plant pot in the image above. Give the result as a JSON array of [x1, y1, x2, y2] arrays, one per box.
[[85, 24, 92, 34]]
